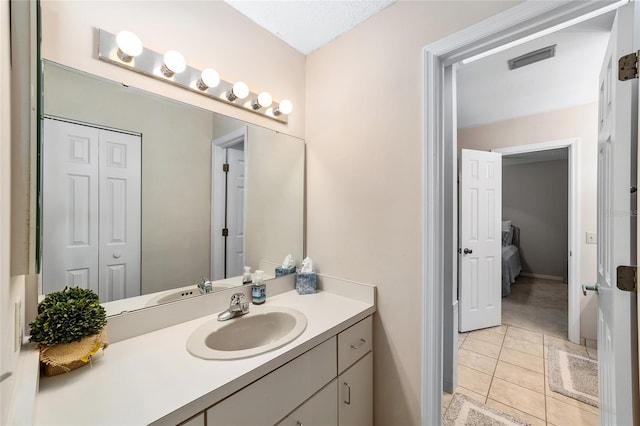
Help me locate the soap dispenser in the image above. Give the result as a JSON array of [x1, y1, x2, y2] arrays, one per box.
[[251, 270, 266, 304], [242, 266, 252, 284]]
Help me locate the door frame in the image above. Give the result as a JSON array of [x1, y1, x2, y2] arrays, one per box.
[[421, 1, 625, 423], [211, 126, 247, 280], [492, 138, 581, 343]]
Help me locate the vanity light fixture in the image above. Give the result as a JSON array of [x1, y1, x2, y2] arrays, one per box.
[[227, 81, 250, 102], [98, 29, 291, 123], [274, 99, 293, 116], [197, 68, 220, 91], [161, 50, 187, 77], [115, 31, 143, 62], [252, 92, 273, 110]]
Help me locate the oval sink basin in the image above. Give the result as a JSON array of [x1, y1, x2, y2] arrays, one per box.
[[187, 306, 307, 360]]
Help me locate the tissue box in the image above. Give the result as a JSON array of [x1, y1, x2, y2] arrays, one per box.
[[295, 272, 317, 295], [275, 266, 296, 277]]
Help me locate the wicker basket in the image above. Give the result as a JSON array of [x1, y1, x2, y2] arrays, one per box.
[[39, 328, 109, 377]]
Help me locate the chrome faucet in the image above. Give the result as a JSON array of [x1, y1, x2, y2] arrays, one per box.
[[198, 276, 214, 294], [218, 293, 250, 321]]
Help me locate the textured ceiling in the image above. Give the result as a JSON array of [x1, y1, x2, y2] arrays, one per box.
[[225, 0, 395, 55]]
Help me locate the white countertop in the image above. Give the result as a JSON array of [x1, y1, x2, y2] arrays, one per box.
[[34, 288, 375, 425]]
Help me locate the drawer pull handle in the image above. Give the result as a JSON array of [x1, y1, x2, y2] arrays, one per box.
[[296, 422, 303, 426], [350, 338, 366, 349], [343, 382, 351, 405]]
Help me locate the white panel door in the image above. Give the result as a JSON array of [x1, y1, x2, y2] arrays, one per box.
[[43, 118, 99, 294], [43, 118, 141, 302], [459, 149, 502, 332], [98, 130, 141, 302], [595, 3, 638, 424], [226, 147, 245, 277]]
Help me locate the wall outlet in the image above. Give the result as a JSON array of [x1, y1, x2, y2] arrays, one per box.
[[586, 232, 597, 244]]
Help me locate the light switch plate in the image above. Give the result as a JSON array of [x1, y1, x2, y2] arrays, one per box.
[[586, 232, 597, 244]]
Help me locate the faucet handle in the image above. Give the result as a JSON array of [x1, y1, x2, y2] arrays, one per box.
[[198, 276, 213, 294], [230, 293, 249, 311], [230, 292, 244, 303]]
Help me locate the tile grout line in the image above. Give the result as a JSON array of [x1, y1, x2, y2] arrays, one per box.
[[461, 326, 553, 423], [496, 325, 549, 423], [483, 324, 508, 404]]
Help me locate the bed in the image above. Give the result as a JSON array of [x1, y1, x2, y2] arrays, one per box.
[[501, 221, 522, 297]]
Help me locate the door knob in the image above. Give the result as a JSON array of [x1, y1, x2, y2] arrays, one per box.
[[582, 284, 599, 296], [463, 248, 473, 254]]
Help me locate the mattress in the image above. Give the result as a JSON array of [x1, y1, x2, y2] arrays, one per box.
[[502, 244, 522, 297]]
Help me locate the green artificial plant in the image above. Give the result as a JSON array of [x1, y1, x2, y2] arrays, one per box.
[[29, 287, 107, 346]]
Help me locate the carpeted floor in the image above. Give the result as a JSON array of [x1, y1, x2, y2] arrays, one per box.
[[502, 275, 568, 338]]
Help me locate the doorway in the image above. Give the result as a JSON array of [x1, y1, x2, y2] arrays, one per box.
[[211, 127, 247, 280], [500, 148, 570, 338], [421, 1, 627, 423], [492, 140, 579, 341]]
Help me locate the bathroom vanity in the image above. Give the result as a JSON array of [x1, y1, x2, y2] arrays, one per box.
[[34, 276, 376, 425]]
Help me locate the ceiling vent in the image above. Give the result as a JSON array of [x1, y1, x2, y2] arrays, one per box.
[[508, 45, 556, 70]]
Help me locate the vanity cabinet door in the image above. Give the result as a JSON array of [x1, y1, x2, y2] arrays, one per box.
[[338, 352, 372, 426], [277, 379, 338, 426]]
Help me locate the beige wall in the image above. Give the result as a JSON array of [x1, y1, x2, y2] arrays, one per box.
[[459, 102, 599, 340], [503, 159, 568, 279], [305, 1, 519, 424], [2, 1, 31, 423], [40, 0, 305, 139], [1, 0, 12, 421]]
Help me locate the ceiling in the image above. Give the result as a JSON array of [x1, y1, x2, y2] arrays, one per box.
[[224, 0, 395, 55], [457, 12, 614, 128], [223, 1, 614, 127]]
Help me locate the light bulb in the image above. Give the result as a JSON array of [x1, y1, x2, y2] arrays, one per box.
[[252, 91, 273, 109], [161, 50, 186, 77], [115, 31, 143, 62], [197, 68, 220, 91], [275, 99, 293, 116], [227, 81, 249, 101]]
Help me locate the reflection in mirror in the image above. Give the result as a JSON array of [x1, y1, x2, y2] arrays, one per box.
[[40, 61, 304, 315]]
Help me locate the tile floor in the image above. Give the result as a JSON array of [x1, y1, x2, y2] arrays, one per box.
[[443, 324, 599, 426]]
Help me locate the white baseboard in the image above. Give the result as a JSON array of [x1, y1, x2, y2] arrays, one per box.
[[520, 272, 566, 282]]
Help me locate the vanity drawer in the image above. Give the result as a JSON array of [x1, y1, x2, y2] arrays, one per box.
[[206, 337, 337, 426], [338, 316, 372, 374]]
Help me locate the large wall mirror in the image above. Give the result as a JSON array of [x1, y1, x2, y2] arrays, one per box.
[[40, 60, 305, 316]]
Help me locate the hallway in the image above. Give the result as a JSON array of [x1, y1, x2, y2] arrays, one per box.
[[502, 276, 568, 338], [444, 324, 599, 425]]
